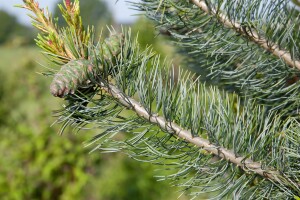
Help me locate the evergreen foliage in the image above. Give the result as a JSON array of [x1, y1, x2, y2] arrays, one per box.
[[20, 0, 300, 199]]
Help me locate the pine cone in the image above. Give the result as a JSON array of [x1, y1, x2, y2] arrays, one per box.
[[50, 33, 124, 98], [50, 59, 94, 97], [101, 33, 124, 64]]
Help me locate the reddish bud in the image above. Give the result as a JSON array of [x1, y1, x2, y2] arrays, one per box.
[[66, 0, 71, 8], [48, 40, 53, 45]]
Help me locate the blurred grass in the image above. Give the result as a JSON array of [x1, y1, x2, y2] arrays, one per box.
[[0, 46, 189, 200]]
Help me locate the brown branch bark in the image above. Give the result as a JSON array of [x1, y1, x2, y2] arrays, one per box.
[[99, 81, 299, 189], [190, 0, 300, 70]]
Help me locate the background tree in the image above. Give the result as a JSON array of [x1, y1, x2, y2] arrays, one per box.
[[0, 10, 34, 45], [20, 0, 300, 199], [0, 11, 17, 44]]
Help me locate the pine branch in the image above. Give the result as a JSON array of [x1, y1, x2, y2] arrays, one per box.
[[190, 0, 300, 70], [55, 45, 299, 197], [20, 0, 300, 198], [136, 0, 300, 118], [99, 80, 297, 188], [52, 33, 299, 196]]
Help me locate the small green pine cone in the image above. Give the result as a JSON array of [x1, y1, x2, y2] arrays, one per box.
[[50, 59, 94, 97], [101, 33, 124, 64], [50, 33, 124, 98]]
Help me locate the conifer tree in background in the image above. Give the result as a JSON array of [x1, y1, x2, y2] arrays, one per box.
[[20, 0, 300, 199]]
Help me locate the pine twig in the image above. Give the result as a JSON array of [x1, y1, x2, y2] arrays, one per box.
[[98, 80, 300, 189], [190, 0, 300, 70]]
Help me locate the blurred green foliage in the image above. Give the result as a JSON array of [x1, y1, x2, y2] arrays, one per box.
[[131, 17, 182, 71], [0, 10, 35, 46], [0, 21, 187, 200], [0, 11, 16, 44], [0, 47, 95, 200], [132, 17, 172, 57]]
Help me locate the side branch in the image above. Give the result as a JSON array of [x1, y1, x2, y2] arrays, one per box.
[[190, 0, 300, 70], [99, 81, 297, 187]]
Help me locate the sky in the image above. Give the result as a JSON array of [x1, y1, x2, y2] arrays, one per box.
[[0, 0, 141, 25]]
